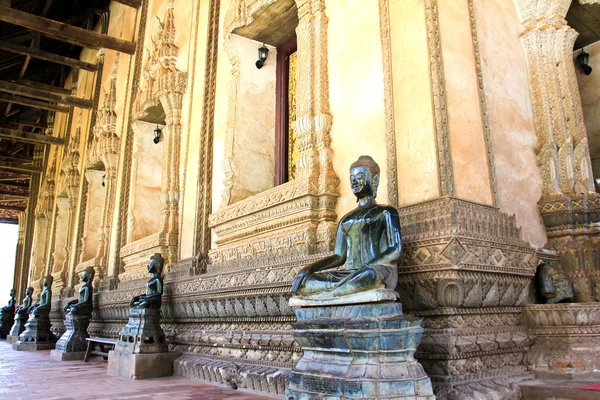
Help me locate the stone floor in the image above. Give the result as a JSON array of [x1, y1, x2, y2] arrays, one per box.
[[0, 340, 274, 400], [520, 379, 600, 400]]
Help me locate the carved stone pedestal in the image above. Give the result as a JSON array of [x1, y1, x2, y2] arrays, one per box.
[[524, 303, 600, 380], [286, 302, 434, 400], [0, 310, 14, 338], [13, 314, 57, 350], [49, 313, 91, 361], [108, 308, 180, 379], [7, 312, 29, 343]]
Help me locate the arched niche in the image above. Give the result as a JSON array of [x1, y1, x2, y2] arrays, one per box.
[[209, 0, 340, 270], [130, 119, 165, 242], [119, 2, 187, 283], [79, 168, 107, 262], [51, 195, 70, 293]]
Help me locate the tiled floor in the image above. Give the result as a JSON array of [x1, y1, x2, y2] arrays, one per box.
[[0, 340, 274, 400]]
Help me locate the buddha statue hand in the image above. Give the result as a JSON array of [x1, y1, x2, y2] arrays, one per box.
[[129, 295, 142, 308], [291, 266, 313, 294], [63, 300, 77, 314]]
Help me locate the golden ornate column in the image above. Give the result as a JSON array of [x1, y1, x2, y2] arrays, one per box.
[[516, 0, 600, 302]]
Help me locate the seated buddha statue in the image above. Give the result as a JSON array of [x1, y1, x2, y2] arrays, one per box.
[[64, 267, 95, 316], [291, 156, 401, 304], [130, 253, 164, 310], [0, 289, 16, 315], [30, 275, 53, 318], [15, 287, 34, 317]]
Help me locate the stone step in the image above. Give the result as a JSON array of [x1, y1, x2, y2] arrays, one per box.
[[520, 379, 600, 400]]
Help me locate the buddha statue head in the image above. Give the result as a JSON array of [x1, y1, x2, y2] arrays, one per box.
[[350, 155, 380, 200], [25, 287, 33, 297], [82, 267, 95, 284], [43, 275, 53, 288], [148, 253, 164, 275]]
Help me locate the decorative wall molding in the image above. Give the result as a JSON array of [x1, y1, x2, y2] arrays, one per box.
[[424, 0, 454, 197], [377, 0, 398, 208]]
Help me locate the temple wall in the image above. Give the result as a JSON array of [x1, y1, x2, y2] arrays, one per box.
[[438, 0, 493, 205], [229, 34, 277, 203], [473, 0, 547, 248], [577, 41, 600, 172], [388, 0, 439, 207], [327, 0, 388, 214]]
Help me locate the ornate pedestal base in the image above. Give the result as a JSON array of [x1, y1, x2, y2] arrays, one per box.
[[524, 303, 600, 380], [286, 302, 434, 400], [107, 308, 180, 379], [6, 312, 26, 343], [13, 314, 56, 350], [49, 313, 91, 361], [0, 312, 14, 338]]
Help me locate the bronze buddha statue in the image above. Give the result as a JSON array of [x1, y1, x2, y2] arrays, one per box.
[[30, 275, 53, 318], [15, 287, 34, 317], [291, 156, 401, 304], [64, 267, 95, 316], [130, 253, 164, 309]]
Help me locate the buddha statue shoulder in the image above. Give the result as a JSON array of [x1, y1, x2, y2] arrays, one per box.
[[30, 275, 53, 318], [130, 253, 164, 310], [64, 267, 95, 316], [291, 156, 401, 306]]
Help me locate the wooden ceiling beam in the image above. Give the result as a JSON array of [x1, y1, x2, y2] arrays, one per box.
[[2, 118, 47, 130], [18, 79, 71, 95], [0, 92, 69, 113], [113, 0, 142, 8], [0, 175, 30, 181], [0, 80, 92, 109], [0, 127, 64, 146], [0, 161, 41, 173], [0, 6, 136, 54], [0, 188, 28, 197], [0, 204, 26, 212], [0, 40, 98, 71]]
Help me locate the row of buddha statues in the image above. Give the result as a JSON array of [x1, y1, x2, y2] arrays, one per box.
[[0, 156, 587, 397]]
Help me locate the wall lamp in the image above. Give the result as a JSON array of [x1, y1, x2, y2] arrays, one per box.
[[255, 43, 269, 69], [577, 48, 592, 76], [153, 125, 162, 144]]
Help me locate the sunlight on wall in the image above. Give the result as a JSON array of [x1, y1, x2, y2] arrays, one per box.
[[0, 223, 18, 301]]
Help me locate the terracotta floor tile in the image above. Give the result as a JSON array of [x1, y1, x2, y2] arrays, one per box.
[[0, 340, 273, 400]]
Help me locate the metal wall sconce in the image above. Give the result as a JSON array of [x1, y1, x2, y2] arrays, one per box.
[[256, 43, 269, 69], [153, 125, 162, 144], [577, 48, 593, 76]]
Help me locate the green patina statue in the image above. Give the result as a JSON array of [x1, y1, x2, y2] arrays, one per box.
[[31, 275, 53, 318], [130, 253, 164, 309], [291, 156, 401, 304], [64, 267, 95, 316], [16, 287, 34, 317], [0, 289, 16, 314], [536, 260, 575, 304]]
